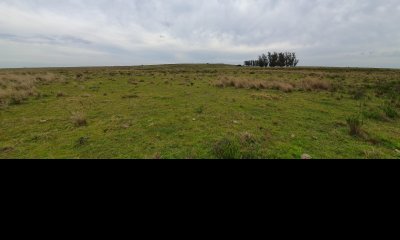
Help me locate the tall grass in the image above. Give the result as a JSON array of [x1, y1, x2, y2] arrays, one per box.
[[214, 76, 331, 92], [0, 73, 62, 107], [346, 115, 364, 137]]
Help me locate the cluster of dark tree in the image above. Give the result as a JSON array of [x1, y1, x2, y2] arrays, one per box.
[[244, 52, 299, 67]]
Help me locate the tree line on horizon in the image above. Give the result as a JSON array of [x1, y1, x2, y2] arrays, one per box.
[[244, 52, 299, 67]]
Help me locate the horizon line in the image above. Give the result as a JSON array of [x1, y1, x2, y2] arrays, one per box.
[[0, 63, 399, 70]]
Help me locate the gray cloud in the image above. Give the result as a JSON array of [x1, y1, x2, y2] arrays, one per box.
[[0, 33, 91, 45], [0, 0, 399, 68]]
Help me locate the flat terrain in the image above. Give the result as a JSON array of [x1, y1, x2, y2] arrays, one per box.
[[1, 64, 399, 159]]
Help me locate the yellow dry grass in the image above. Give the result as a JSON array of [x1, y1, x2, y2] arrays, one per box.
[[0, 73, 63, 107], [214, 76, 331, 93]]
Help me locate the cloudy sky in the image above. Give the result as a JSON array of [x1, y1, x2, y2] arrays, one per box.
[[0, 0, 399, 68]]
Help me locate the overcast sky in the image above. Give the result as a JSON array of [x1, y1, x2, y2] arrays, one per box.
[[0, 0, 399, 68]]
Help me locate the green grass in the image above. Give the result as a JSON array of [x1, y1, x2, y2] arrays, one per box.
[[1, 64, 399, 159]]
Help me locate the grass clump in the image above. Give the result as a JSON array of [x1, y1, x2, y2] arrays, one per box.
[[363, 109, 386, 121], [56, 92, 66, 98], [352, 89, 366, 100], [213, 132, 262, 159], [300, 78, 331, 91], [71, 112, 87, 127], [195, 106, 204, 114], [213, 138, 241, 159], [382, 103, 398, 119], [75, 137, 89, 147], [346, 115, 364, 137], [363, 148, 384, 159]]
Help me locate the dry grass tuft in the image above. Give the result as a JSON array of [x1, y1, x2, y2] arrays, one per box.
[[240, 132, 257, 144], [214, 76, 331, 93], [214, 76, 295, 92], [270, 82, 294, 92], [71, 112, 87, 127], [0, 73, 63, 107], [299, 78, 332, 91], [56, 92, 66, 98]]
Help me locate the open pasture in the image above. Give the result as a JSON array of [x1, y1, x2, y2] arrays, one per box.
[[1, 64, 399, 159]]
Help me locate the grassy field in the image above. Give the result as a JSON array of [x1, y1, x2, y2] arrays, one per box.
[[1, 64, 399, 159]]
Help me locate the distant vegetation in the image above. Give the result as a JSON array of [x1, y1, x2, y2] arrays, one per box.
[[244, 52, 299, 67]]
